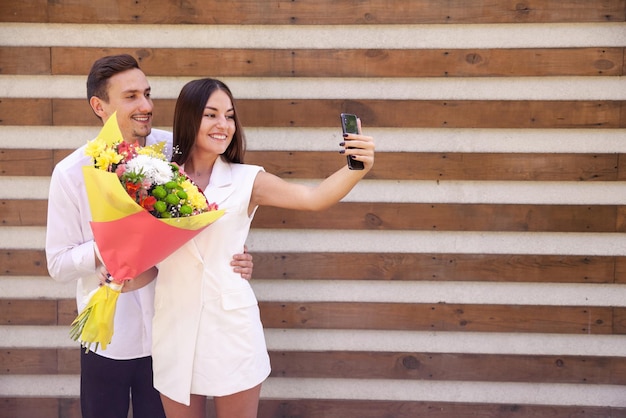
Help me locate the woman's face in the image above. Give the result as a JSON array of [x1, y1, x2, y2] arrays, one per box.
[[194, 89, 235, 156]]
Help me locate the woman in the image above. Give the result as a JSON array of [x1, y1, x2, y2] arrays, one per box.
[[151, 78, 375, 418]]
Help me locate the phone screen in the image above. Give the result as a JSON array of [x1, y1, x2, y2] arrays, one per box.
[[341, 113, 358, 134]]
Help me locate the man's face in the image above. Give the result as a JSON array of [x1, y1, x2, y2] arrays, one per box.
[[98, 68, 153, 143]]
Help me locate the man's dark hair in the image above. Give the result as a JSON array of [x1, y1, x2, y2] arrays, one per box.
[[86, 54, 140, 103]]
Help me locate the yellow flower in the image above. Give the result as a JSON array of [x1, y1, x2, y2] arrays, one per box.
[[85, 138, 107, 160], [181, 179, 208, 211], [94, 147, 123, 170]]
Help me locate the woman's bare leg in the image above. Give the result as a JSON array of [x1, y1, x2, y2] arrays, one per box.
[[214, 384, 262, 418], [160, 393, 205, 418]]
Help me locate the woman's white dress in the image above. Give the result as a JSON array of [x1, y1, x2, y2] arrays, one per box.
[[152, 157, 271, 406]]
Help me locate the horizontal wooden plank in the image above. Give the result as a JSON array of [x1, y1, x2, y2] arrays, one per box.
[[0, 349, 59, 374], [3, 250, 621, 284], [0, 99, 51, 125], [1, 200, 48, 226], [3, 348, 625, 385], [270, 351, 626, 385], [619, 152, 626, 181], [0, 46, 614, 77], [0, 149, 56, 176], [253, 203, 622, 232], [52, 47, 626, 77], [0, 300, 57, 325], [1, 397, 623, 418], [0, 398, 79, 418], [0, 47, 50, 75], [617, 257, 626, 284], [1, 0, 624, 24], [2, 99, 624, 129], [1, 148, 621, 181], [4, 298, 619, 334], [0, 349, 78, 375], [0, 250, 48, 276], [259, 302, 618, 334], [4, 199, 622, 233], [252, 253, 621, 283]]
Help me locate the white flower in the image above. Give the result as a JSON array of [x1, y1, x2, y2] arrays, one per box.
[[125, 155, 173, 185]]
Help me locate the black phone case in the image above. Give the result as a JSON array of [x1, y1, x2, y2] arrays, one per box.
[[341, 113, 365, 170]]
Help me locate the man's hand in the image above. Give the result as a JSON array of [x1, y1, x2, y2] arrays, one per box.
[[231, 245, 253, 280]]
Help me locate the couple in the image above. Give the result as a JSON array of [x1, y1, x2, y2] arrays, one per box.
[[46, 54, 375, 418]]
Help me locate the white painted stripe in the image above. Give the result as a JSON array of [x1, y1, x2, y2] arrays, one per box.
[[2, 75, 625, 100], [0, 326, 78, 348], [4, 227, 626, 255], [4, 176, 626, 204], [0, 375, 79, 397], [0, 277, 75, 299], [0, 375, 624, 407], [3, 126, 626, 154], [251, 280, 626, 306], [0, 22, 623, 48], [4, 276, 625, 307], [264, 329, 626, 357], [4, 326, 626, 356], [0, 177, 51, 199], [337, 180, 626, 205], [244, 230, 626, 255], [262, 378, 626, 407]]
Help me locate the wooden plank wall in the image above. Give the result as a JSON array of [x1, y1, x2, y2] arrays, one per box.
[[1, 1, 626, 417]]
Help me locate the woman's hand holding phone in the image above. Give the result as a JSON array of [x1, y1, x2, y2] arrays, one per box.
[[340, 113, 365, 170]]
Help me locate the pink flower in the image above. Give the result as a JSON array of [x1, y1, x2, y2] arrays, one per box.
[[115, 164, 127, 178]]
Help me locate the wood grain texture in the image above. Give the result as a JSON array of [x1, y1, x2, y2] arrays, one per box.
[[258, 302, 617, 334], [0, 250, 48, 276], [2, 99, 624, 129], [0, 48, 51, 75], [3, 348, 625, 384], [0, 398, 80, 418], [2, 2, 626, 415], [4, 299, 618, 334], [2, 149, 622, 181], [1, 0, 624, 24], [0, 46, 619, 77], [4, 199, 622, 232], [3, 250, 621, 284]]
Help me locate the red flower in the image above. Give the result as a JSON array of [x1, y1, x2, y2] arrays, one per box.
[[117, 141, 140, 163], [141, 195, 157, 211], [125, 181, 141, 201]]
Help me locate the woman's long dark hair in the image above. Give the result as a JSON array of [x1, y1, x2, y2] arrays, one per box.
[[172, 78, 246, 166]]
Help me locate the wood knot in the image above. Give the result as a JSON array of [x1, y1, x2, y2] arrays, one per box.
[[402, 355, 420, 370]]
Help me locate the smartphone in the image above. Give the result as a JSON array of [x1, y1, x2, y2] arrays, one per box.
[[340, 113, 364, 170]]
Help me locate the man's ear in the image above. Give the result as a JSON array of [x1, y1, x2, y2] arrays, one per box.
[[89, 96, 107, 120]]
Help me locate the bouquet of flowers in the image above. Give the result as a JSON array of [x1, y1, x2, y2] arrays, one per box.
[[70, 112, 224, 351]]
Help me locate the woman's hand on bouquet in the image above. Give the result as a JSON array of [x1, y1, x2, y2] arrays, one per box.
[[97, 265, 158, 293]]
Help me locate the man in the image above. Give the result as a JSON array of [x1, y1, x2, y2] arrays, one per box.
[[45, 54, 254, 418]]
